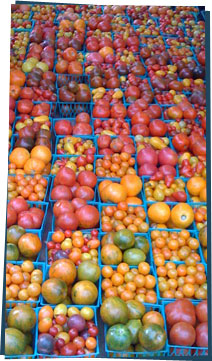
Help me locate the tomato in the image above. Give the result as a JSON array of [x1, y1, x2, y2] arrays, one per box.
[[56, 212, 79, 231], [159, 165, 176, 177], [55, 120, 72, 135], [71, 198, 87, 211], [131, 124, 149, 136], [196, 300, 208, 323], [55, 167, 76, 187], [111, 104, 127, 119], [77, 171, 97, 188], [60, 342, 77, 356], [137, 147, 158, 166], [149, 119, 167, 136], [7, 206, 17, 228], [146, 104, 162, 119], [172, 133, 190, 152], [197, 51, 205, 66], [165, 299, 196, 327], [9, 198, 28, 214], [31, 103, 50, 117], [17, 99, 33, 114], [138, 164, 157, 176], [158, 148, 178, 166], [75, 205, 99, 229], [17, 212, 35, 229], [196, 322, 208, 347], [169, 322, 196, 346], [53, 200, 74, 218], [72, 123, 92, 135], [51, 185, 73, 201], [131, 111, 150, 126]]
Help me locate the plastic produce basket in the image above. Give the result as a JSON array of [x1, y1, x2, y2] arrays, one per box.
[[53, 118, 94, 137], [36, 305, 99, 358], [49, 175, 98, 203], [6, 261, 45, 308], [154, 260, 207, 304], [7, 174, 50, 202], [51, 202, 100, 232], [40, 264, 101, 308], [163, 299, 208, 357], [99, 263, 156, 302], [142, 176, 190, 204], [5, 306, 38, 359], [104, 303, 168, 358], [45, 230, 101, 265], [57, 102, 92, 118], [54, 135, 96, 155]]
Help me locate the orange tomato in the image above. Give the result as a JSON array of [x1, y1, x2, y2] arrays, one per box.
[[170, 203, 194, 229]]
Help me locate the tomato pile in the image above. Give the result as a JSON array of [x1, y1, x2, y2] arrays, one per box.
[[5, 3, 208, 359]]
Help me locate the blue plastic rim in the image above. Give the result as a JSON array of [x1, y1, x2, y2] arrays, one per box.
[[36, 305, 99, 358], [45, 230, 101, 265], [163, 299, 208, 356], [40, 264, 101, 308], [104, 303, 168, 357], [6, 261, 45, 308], [5, 305, 38, 359]]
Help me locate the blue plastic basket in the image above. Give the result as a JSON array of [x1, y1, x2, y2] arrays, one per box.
[[54, 135, 96, 155], [49, 175, 98, 203], [56, 73, 90, 88], [45, 230, 101, 265], [40, 264, 101, 307], [94, 155, 137, 179], [50, 153, 95, 178], [36, 305, 99, 358], [7, 174, 50, 202], [163, 299, 208, 357], [6, 261, 45, 308], [52, 118, 94, 137], [51, 201, 100, 232], [57, 102, 92, 118], [104, 303, 168, 358], [5, 305, 38, 359], [154, 260, 207, 304], [97, 178, 144, 205]]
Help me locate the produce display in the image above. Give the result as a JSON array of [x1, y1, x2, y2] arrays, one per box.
[[4, 3, 208, 359]]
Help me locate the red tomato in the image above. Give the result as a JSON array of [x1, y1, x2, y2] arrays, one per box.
[[55, 167, 76, 187], [53, 200, 74, 218], [137, 147, 158, 166], [51, 185, 73, 201], [9, 198, 28, 214], [196, 300, 208, 323], [170, 322, 196, 346], [165, 299, 196, 327], [56, 212, 79, 231], [158, 148, 178, 166], [149, 119, 167, 136], [55, 120, 73, 135], [172, 133, 190, 152], [196, 322, 208, 347]]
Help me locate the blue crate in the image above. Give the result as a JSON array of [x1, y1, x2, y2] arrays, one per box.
[[97, 178, 144, 205], [8, 135, 15, 156], [52, 118, 94, 137], [201, 10, 205, 20], [6, 229, 43, 262], [36, 305, 99, 358], [99, 235, 154, 271], [49, 175, 98, 203], [40, 264, 101, 307], [57, 102, 92, 118], [149, 227, 206, 266], [94, 154, 137, 179], [6, 262, 45, 308], [163, 299, 208, 357], [56, 73, 89, 88], [142, 176, 189, 204], [54, 135, 96, 155], [104, 303, 168, 358], [45, 230, 101, 265], [15, 100, 53, 118], [5, 305, 38, 359], [50, 153, 95, 178], [51, 201, 100, 232], [154, 260, 207, 304], [7, 174, 50, 202], [12, 20, 35, 32]]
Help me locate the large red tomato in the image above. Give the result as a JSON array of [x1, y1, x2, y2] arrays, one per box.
[[196, 322, 208, 347], [7, 206, 17, 227], [158, 148, 178, 166], [53, 200, 74, 218], [71, 198, 87, 211], [77, 171, 97, 188], [72, 123, 92, 135], [131, 111, 150, 126], [131, 124, 149, 136], [172, 133, 189, 152], [196, 300, 208, 323], [137, 147, 158, 166], [170, 322, 196, 346], [149, 119, 167, 136], [55, 120, 73, 135], [56, 212, 79, 231], [110, 104, 127, 119], [9, 198, 28, 214], [54, 167, 76, 187], [165, 299, 196, 327], [138, 164, 157, 176], [76, 205, 99, 228], [51, 185, 73, 201]]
